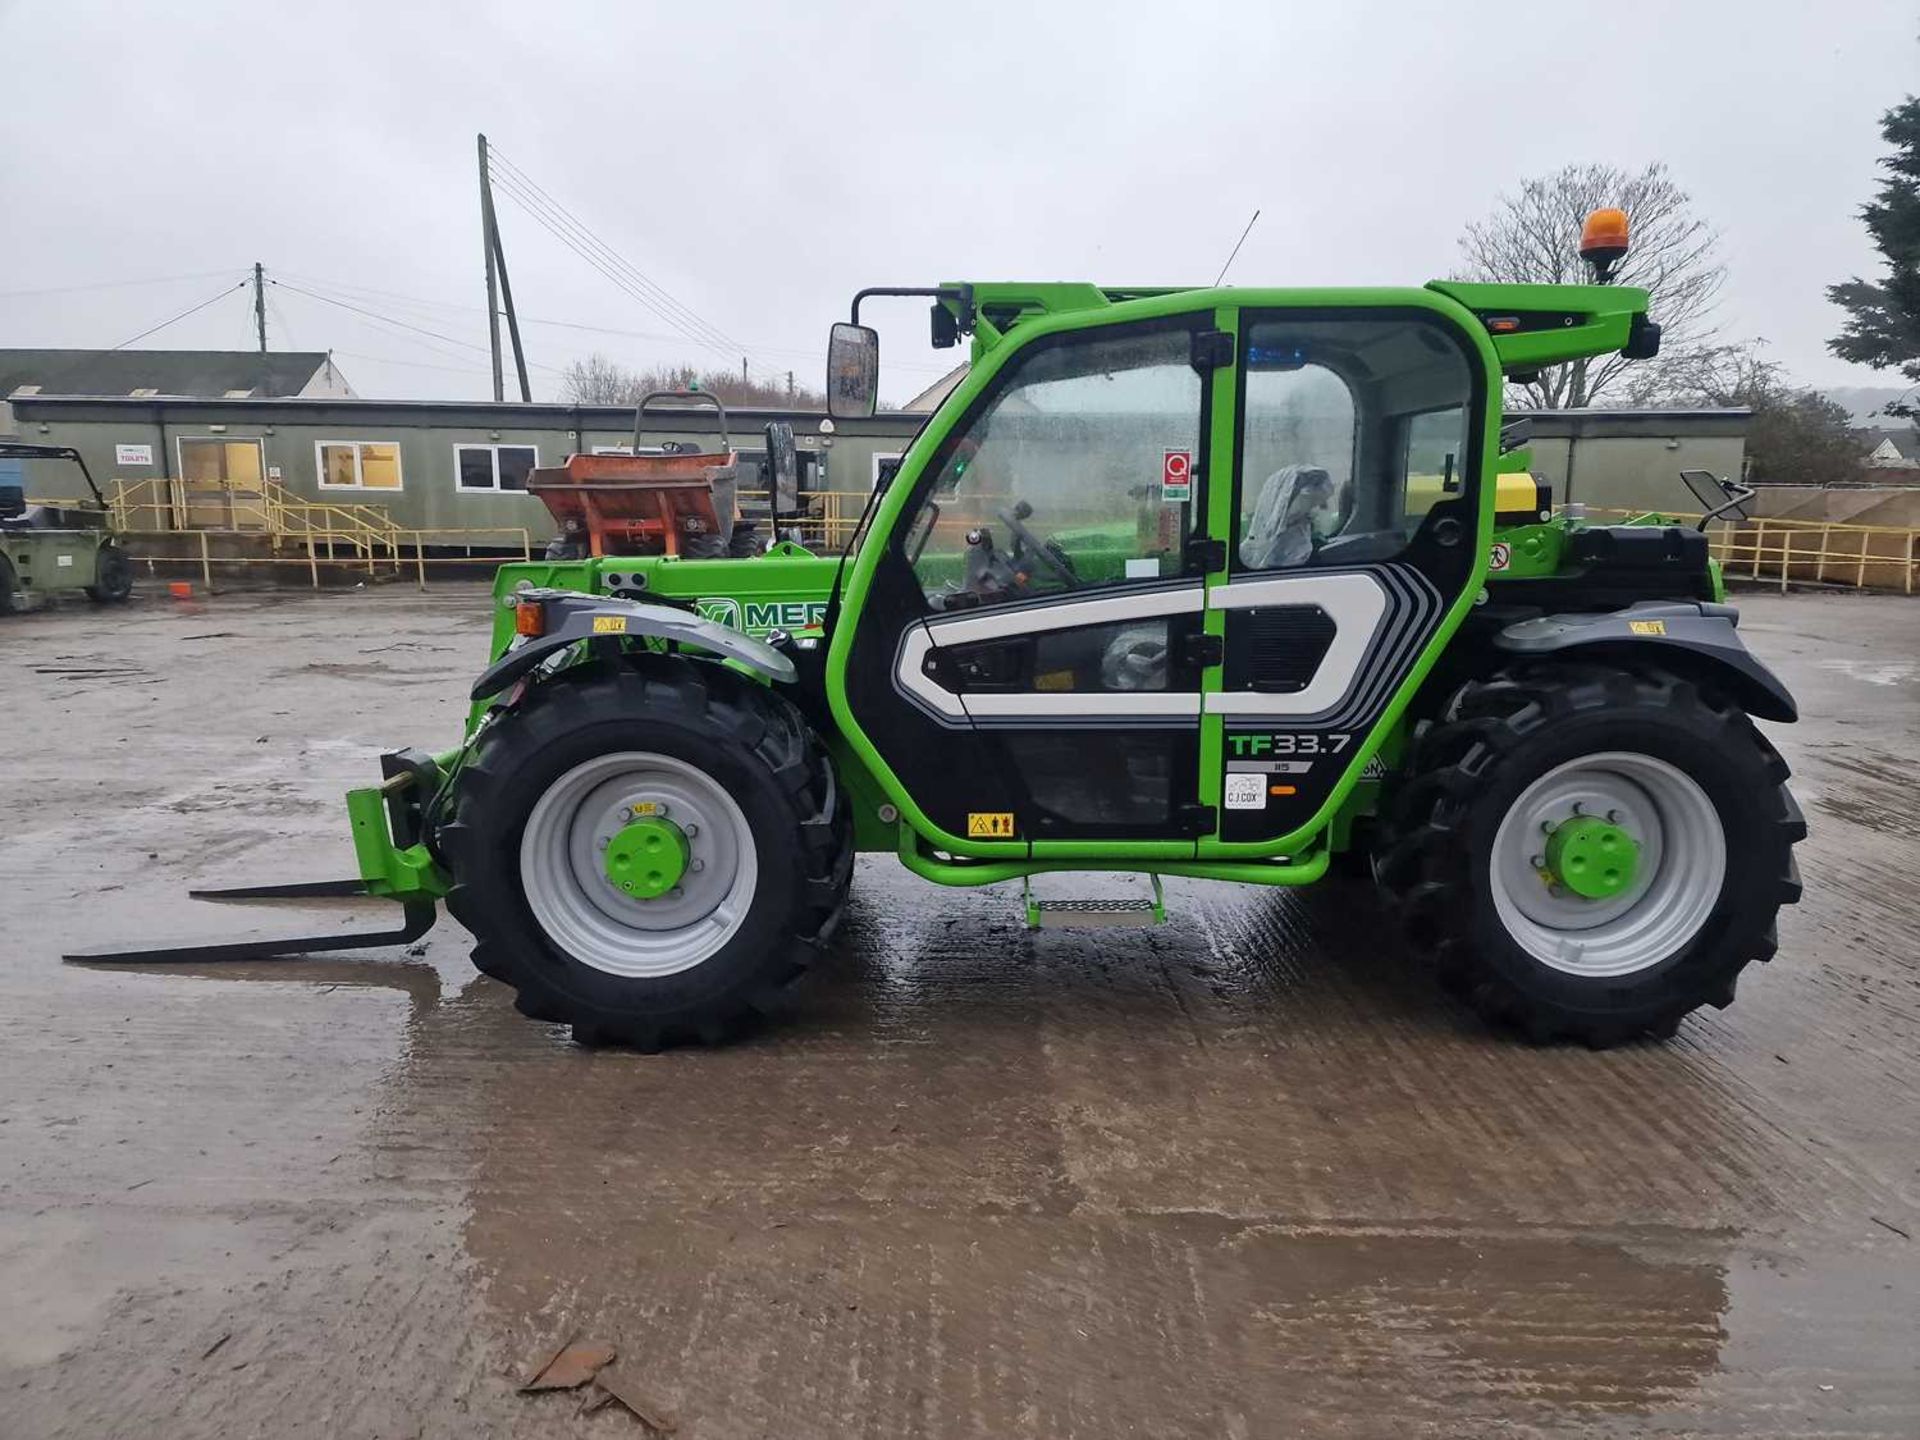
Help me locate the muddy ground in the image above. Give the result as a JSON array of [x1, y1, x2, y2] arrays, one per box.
[[0, 584, 1914, 1438]]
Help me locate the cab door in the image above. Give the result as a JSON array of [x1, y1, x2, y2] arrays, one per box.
[[1202, 305, 1488, 853], [835, 313, 1222, 853]]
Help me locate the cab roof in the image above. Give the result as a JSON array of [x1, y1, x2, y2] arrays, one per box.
[[936, 279, 1656, 375]]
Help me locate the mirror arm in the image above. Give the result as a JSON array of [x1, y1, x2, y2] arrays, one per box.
[[851, 284, 974, 328]]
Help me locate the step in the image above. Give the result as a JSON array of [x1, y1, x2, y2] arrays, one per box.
[[1022, 875, 1166, 930]]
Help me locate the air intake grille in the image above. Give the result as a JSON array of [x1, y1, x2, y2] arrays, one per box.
[[1228, 605, 1337, 692]]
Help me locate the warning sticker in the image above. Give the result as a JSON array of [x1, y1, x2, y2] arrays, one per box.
[[967, 812, 1016, 839], [1629, 619, 1667, 635], [1161, 449, 1193, 503], [1223, 773, 1267, 811], [591, 615, 628, 633], [1360, 754, 1387, 781], [1489, 541, 1512, 571]]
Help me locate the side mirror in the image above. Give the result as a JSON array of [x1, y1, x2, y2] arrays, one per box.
[[764, 421, 799, 514], [827, 322, 879, 419]]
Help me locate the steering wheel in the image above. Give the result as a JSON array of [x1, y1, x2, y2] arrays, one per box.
[[996, 502, 1079, 589]]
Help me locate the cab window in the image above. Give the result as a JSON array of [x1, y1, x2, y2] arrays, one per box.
[[903, 324, 1203, 610], [1236, 315, 1473, 570]]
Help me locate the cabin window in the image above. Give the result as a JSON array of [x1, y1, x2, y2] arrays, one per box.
[[455, 443, 538, 492], [317, 441, 403, 490]]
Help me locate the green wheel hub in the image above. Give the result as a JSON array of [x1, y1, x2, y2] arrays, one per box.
[[1544, 814, 1640, 900], [603, 816, 690, 900]]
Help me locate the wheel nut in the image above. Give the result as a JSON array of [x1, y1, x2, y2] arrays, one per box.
[[684, 823, 699, 838], [689, 859, 705, 872]]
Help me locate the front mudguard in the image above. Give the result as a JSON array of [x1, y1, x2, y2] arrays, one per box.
[[1493, 601, 1796, 722], [471, 590, 797, 702]]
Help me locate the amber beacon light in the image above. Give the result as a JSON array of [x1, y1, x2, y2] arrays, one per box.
[[1579, 207, 1631, 281]]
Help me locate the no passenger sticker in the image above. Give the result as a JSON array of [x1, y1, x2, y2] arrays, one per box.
[[1162, 449, 1193, 503]]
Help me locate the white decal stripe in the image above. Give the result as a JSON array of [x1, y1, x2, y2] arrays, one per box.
[[923, 586, 1204, 645], [964, 692, 1200, 719], [1204, 571, 1390, 717], [897, 586, 1207, 722]]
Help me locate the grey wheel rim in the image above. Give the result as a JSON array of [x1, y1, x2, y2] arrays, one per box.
[[1489, 751, 1726, 978], [519, 751, 757, 979]]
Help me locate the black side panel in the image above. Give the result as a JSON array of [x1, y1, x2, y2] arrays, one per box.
[[1489, 525, 1716, 613], [1002, 729, 1197, 840], [1223, 605, 1336, 693], [1219, 727, 1363, 844], [843, 547, 1037, 840]]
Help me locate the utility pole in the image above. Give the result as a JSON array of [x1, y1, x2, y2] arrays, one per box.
[[491, 223, 532, 402], [787, 370, 794, 399], [252, 262, 267, 353], [742, 357, 749, 388], [477, 133, 530, 402], [479, 133, 504, 402]]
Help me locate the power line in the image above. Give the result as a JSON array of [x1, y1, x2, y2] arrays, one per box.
[[484, 148, 748, 360], [0, 269, 242, 301], [112, 281, 250, 349], [272, 278, 562, 375], [274, 279, 510, 361], [274, 268, 955, 378], [486, 169, 736, 360], [486, 147, 743, 352], [327, 348, 502, 378]]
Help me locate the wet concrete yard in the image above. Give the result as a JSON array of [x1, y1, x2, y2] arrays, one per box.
[[1, 586, 1915, 1437]]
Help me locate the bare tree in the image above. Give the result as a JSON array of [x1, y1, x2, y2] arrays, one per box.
[[1457, 163, 1726, 408], [1659, 342, 1869, 484], [559, 352, 828, 409], [559, 352, 643, 405]]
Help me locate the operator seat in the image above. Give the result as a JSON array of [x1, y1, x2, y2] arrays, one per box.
[[1239, 464, 1334, 570]]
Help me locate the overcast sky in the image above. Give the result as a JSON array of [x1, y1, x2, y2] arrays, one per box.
[[1, 1, 1914, 406]]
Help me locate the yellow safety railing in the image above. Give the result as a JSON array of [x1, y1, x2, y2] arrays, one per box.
[[1587, 508, 1920, 594], [100, 476, 533, 590]]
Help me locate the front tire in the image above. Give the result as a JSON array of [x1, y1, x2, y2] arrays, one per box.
[[1377, 664, 1804, 1046], [441, 658, 852, 1049], [85, 543, 133, 603]]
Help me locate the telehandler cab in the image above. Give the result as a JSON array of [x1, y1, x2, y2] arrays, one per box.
[[75, 209, 1805, 1050]]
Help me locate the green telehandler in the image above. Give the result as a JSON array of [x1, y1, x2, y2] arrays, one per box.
[[74, 210, 1805, 1049]]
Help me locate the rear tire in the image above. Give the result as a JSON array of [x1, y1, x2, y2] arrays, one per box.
[[1376, 663, 1804, 1046], [0, 555, 18, 614], [85, 544, 133, 603], [440, 657, 852, 1049]]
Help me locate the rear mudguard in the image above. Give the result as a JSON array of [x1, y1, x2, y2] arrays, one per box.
[[1493, 600, 1796, 722], [471, 590, 797, 701]]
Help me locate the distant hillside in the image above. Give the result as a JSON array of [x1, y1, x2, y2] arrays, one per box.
[[1823, 385, 1916, 425]]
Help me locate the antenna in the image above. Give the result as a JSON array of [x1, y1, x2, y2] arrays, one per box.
[[1213, 208, 1261, 287]]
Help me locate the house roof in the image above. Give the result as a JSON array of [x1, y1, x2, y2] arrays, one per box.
[[902, 364, 969, 413], [1859, 426, 1920, 461], [0, 349, 346, 400]]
